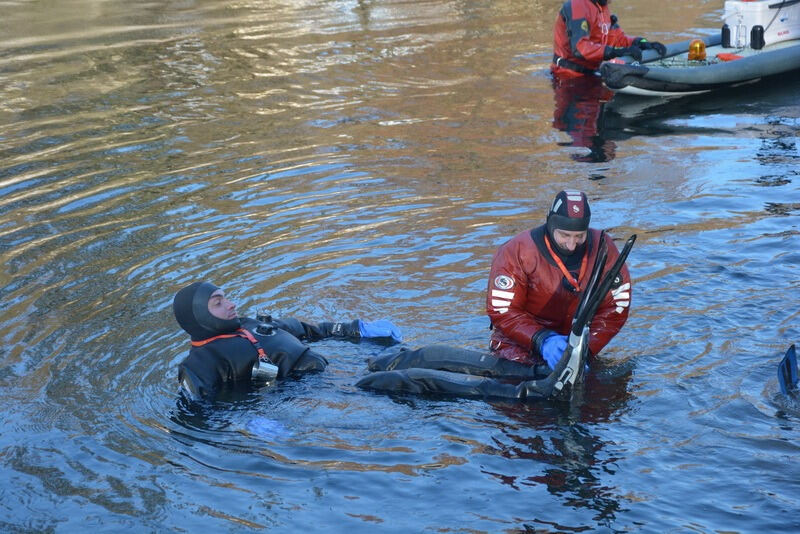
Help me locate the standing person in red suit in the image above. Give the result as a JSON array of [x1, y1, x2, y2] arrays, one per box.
[[551, 0, 666, 78], [550, 1, 665, 161], [487, 190, 631, 370]]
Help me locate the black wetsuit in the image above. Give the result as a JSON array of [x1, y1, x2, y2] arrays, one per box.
[[173, 280, 362, 402], [356, 344, 553, 400], [178, 316, 364, 401]]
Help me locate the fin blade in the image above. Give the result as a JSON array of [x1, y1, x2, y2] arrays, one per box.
[[778, 344, 798, 395]]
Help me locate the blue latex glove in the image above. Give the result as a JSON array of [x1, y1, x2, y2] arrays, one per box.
[[358, 319, 403, 342], [541, 334, 568, 370]]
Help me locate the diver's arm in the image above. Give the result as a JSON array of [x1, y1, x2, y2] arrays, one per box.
[[252, 313, 339, 340], [258, 314, 401, 343], [265, 316, 361, 341], [486, 237, 550, 352], [178, 354, 222, 401]]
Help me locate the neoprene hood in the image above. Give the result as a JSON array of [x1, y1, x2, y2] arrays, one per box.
[[173, 281, 241, 340]]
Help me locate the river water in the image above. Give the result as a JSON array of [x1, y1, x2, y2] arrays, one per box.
[[1, 0, 799, 531]]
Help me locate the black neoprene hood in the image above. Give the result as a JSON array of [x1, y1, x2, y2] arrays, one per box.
[[173, 281, 241, 340]]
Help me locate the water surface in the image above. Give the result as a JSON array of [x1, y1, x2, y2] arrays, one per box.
[[1, 0, 799, 531]]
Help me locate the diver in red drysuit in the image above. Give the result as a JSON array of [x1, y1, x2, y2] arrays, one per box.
[[356, 191, 632, 400], [487, 190, 631, 367]]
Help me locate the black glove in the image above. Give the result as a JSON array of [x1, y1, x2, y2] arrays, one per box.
[[634, 38, 667, 57], [604, 45, 642, 63]]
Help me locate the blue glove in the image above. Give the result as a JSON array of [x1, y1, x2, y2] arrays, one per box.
[[541, 334, 568, 370], [358, 319, 403, 342]]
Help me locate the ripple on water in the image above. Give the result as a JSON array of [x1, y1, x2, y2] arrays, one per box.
[[1, 0, 800, 531]]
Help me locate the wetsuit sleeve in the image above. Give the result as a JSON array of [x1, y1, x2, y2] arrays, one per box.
[[587, 233, 631, 355], [486, 239, 547, 352], [269, 317, 361, 341], [249, 323, 329, 377], [178, 353, 222, 401], [269, 347, 328, 378]]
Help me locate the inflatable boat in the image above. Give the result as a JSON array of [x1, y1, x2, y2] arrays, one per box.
[[600, 0, 800, 96]]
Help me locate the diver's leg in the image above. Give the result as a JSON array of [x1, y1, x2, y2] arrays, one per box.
[[357, 368, 555, 400], [356, 368, 521, 398], [368, 344, 548, 379]]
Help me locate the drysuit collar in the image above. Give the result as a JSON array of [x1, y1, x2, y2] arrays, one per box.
[[173, 281, 241, 341]]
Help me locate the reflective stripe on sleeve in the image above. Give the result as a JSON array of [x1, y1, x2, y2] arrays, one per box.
[[491, 289, 514, 300]]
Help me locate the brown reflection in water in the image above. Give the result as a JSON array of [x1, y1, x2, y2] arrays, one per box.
[[254, 449, 467, 475]]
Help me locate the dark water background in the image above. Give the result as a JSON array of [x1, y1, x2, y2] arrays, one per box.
[[1, 0, 799, 531]]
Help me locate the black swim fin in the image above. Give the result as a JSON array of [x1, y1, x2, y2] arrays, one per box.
[[546, 233, 637, 401], [778, 344, 798, 395]]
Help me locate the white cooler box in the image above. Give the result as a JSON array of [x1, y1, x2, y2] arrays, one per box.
[[723, 0, 800, 47]]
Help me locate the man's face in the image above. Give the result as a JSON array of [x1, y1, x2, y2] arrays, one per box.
[[207, 289, 237, 320], [553, 228, 587, 252]]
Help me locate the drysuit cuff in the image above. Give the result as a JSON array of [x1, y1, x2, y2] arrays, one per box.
[[531, 329, 558, 358]]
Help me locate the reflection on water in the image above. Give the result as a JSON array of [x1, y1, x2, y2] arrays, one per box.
[[1, 0, 799, 531], [552, 74, 617, 163], [554, 69, 800, 165]]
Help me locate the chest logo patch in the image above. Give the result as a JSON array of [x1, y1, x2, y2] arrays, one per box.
[[494, 275, 515, 290]]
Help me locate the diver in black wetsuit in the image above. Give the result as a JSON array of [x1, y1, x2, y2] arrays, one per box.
[[173, 281, 401, 401]]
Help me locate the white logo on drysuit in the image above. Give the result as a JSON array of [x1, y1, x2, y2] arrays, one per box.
[[611, 282, 630, 314], [494, 275, 514, 290], [490, 277, 515, 314]]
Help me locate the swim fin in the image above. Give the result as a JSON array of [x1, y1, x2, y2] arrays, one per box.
[[778, 344, 798, 395], [549, 233, 637, 401]]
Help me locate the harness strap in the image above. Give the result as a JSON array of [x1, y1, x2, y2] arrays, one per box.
[[544, 234, 589, 292], [191, 328, 270, 361]]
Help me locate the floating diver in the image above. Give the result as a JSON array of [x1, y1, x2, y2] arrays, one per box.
[[778, 344, 798, 396], [358, 191, 635, 402], [172, 281, 402, 402]]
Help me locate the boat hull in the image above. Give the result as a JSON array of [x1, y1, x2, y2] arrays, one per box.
[[600, 34, 800, 96]]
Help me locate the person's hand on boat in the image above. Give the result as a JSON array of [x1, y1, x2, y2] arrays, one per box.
[[633, 38, 667, 57], [604, 45, 642, 63], [541, 333, 568, 370]]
